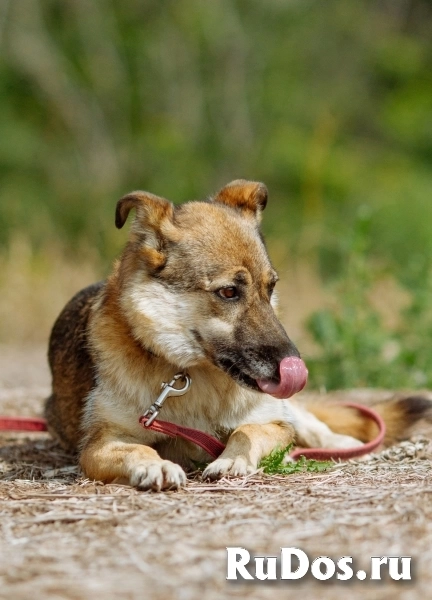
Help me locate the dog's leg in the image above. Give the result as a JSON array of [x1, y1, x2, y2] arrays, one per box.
[[202, 422, 295, 480], [80, 430, 186, 491], [289, 403, 363, 449]]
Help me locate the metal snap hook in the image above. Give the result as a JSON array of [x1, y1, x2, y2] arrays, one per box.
[[164, 373, 192, 396], [141, 372, 192, 427]]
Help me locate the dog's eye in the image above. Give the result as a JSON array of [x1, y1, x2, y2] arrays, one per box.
[[217, 286, 239, 300], [268, 277, 278, 298]]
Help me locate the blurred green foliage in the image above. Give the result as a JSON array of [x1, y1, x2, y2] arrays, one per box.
[[1, 0, 432, 262], [1, 0, 432, 387], [307, 208, 432, 390]]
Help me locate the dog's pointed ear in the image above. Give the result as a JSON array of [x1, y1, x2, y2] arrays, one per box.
[[115, 191, 175, 271], [212, 179, 268, 222], [115, 191, 174, 230]]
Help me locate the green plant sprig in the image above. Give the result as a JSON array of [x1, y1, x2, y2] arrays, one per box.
[[259, 444, 333, 475]]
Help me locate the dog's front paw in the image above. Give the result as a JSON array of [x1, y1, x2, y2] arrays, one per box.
[[323, 433, 363, 449], [129, 459, 186, 491], [202, 455, 256, 480]]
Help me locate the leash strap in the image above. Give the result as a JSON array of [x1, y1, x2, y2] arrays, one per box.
[[289, 402, 386, 461], [139, 415, 226, 459], [139, 402, 386, 462], [0, 403, 386, 462], [0, 416, 48, 432]]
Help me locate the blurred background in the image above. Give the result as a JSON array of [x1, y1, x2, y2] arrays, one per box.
[[1, 0, 432, 390]]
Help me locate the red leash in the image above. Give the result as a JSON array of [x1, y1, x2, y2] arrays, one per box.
[[0, 402, 386, 462], [140, 402, 386, 461], [139, 415, 226, 458], [0, 416, 48, 432], [288, 402, 386, 461]]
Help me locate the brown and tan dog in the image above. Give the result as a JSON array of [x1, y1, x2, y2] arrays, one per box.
[[45, 180, 430, 490]]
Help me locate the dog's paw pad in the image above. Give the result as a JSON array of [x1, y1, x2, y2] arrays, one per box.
[[325, 433, 363, 450], [203, 456, 254, 480], [202, 458, 233, 480], [130, 460, 186, 491]]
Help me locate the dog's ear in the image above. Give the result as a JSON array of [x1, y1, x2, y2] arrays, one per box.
[[213, 179, 268, 222], [115, 191, 175, 271], [115, 191, 174, 230]]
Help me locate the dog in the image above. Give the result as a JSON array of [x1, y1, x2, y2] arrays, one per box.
[[44, 180, 431, 490]]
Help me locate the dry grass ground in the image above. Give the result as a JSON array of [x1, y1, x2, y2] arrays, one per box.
[[1, 347, 432, 600]]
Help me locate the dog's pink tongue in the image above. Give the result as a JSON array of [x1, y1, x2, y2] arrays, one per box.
[[256, 356, 308, 399]]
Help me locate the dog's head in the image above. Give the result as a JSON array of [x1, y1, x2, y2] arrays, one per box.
[[115, 180, 307, 398]]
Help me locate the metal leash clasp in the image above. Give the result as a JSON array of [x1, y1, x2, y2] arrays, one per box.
[[142, 372, 192, 427]]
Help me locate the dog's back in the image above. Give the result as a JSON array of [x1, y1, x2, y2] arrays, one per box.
[[45, 282, 103, 451]]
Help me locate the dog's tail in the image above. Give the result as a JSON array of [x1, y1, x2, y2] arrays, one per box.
[[308, 395, 432, 445]]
